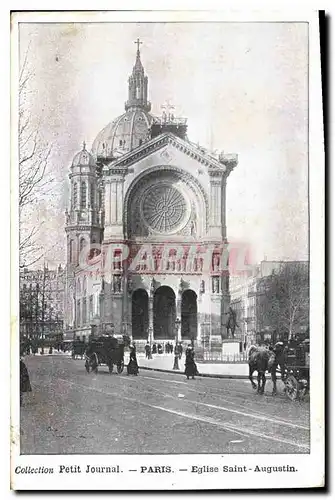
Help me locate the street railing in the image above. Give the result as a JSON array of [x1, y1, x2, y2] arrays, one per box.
[[195, 350, 248, 363]]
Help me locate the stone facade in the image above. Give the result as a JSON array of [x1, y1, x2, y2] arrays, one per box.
[[64, 43, 238, 344]]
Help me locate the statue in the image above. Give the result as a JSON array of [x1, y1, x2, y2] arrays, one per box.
[[150, 277, 155, 296], [213, 254, 220, 272], [226, 307, 238, 339], [178, 277, 183, 295]]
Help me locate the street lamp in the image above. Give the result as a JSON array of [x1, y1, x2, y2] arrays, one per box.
[[175, 317, 181, 342]]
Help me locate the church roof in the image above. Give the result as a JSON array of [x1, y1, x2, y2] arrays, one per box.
[[91, 108, 155, 159], [72, 142, 96, 167], [104, 131, 238, 175]]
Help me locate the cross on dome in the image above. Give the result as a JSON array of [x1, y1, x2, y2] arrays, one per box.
[[134, 38, 143, 53]]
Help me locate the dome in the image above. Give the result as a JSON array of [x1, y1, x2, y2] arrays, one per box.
[[72, 143, 96, 167], [91, 108, 155, 158]]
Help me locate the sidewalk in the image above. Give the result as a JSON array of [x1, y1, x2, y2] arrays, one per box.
[[137, 353, 250, 379]]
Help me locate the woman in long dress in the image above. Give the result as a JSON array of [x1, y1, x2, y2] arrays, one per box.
[[184, 345, 198, 380], [127, 345, 139, 375], [20, 358, 32, 404]]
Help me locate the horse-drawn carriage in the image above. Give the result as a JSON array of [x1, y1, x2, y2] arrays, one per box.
[[283, 339, 309, 401], [84, 335, 125, 374], [71, 339, 86, 359]]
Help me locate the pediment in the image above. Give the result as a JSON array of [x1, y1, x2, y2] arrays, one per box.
[[103, 132, 236, 175]]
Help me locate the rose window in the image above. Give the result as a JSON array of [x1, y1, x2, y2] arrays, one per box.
[[141, 184, 187, 233]]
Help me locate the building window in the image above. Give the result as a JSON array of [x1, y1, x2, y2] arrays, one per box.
[[80, 182, 87, 209], [77, 278, 81, 296], [90, 184, 95, 208], [89, 295, 94, 320], [69, 240, 74, 263], [114, 250, 122, 270], [76, 299, 80, 326], [83, 276, 87, 296], [73, 183, 78, 208], [82, 298, 87, 325]]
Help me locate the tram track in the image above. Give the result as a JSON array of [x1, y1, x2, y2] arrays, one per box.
[[58, 375, 310, 452]]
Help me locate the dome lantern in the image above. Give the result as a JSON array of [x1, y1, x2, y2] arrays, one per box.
[[92, 40, 155, 160], [125, 38, 151, 113]]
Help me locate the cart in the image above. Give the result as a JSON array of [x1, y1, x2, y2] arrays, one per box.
[[283, 339, 310, 401], [84, 335, 125, 374], [71, 339, 86, 359]]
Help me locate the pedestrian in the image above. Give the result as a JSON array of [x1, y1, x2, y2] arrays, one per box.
[[158, 343, 163, 354], [127, 345, 139, 376], [145, 341, 151, 359], [178, 342, 183, 360], [20, 358, 32, 405], [152, 343, 157, 355], [184, 344, 198, 380]]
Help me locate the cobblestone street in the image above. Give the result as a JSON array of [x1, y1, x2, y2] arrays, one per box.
[[20, 355, 310, 455]]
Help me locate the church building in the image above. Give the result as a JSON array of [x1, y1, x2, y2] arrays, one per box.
[[64, 41, 238, 345]]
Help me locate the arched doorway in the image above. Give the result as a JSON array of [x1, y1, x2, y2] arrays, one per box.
[[132, 289, 149, 339], [153, 286, 176, 339], [181, 290, 197, 340]]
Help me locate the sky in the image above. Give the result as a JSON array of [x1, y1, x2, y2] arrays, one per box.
[[18, 21, 309, 268]]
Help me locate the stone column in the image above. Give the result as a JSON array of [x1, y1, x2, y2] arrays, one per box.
[[148, 296, 154, 343], [176, 320, 181, 342], [209, 173, 223, 238], [221, 176, 227, 240]]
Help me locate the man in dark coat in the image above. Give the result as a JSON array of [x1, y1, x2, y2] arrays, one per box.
[[184, 345, 198, 380], [20, 358, 32, 404]]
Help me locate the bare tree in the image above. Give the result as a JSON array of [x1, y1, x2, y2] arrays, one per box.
[[19, 48, 53, 267], [257, 262, 309, 341]]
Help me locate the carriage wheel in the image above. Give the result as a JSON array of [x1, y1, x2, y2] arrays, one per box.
[[285, 375, 299, 401], [117, 360, 124, 374]]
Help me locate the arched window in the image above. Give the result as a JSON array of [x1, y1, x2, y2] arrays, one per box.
[[76, 300, 80, 326], [82, 298, 87, 325], [80, 182, 87, 209], [114, 250, 122, 270], [90, 184, 95, 208], [73, 183, 78, 208], [69, 240, 74, 263], [89, 295, 94, 320]]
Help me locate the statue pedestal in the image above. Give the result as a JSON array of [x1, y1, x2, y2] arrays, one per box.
[[222, 339, 240, 355]]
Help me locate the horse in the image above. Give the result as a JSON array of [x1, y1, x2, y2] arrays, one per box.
[[248, 346, 276, 395]]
